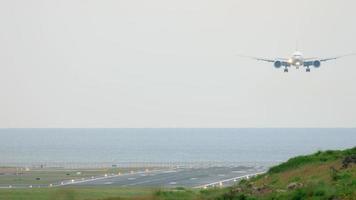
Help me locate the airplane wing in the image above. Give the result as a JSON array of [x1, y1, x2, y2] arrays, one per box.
[[304, 54, 355, 67], [237, 54, 290, 67], [319, 54, 355, 62], [236, 54, 275, 62], [305, 54, 355, 62]]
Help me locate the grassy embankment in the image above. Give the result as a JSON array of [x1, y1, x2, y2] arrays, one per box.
[[0, 147, 355, 200], [218, 147, 356, 200], [0, 187, 154, 200]]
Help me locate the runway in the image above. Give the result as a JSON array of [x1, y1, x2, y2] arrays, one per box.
[[67, 166, 265, 188]]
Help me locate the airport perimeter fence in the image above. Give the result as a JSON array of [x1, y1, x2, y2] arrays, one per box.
[[0, 161, 278, 169]]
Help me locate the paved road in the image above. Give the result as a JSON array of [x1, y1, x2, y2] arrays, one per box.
[[70, 166, 264, 187]]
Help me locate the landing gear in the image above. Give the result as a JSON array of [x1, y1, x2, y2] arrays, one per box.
[[284, 68, 289, 73], [306, 68, 311, 72]]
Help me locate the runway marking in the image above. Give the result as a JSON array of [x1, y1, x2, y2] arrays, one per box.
[[1, 168, 265, 189], [232, 171, 246, 173], [121, 170, 187, 186], [52, 169, 171, 187], [194, 171, 266, 189]]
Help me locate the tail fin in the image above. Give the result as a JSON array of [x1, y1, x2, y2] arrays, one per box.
[[295, 40, 299, 51]]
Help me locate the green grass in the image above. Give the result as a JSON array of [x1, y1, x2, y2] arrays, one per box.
[[222, 147, 356, 200], [268, 147, 356, 174], [0, 187, 154, 200]]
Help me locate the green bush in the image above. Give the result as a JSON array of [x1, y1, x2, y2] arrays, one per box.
[[269, 147, 356, 174], [291, 189, 307, 200]]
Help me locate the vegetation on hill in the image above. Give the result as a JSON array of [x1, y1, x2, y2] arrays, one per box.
[[215, 147, 356, 200], [153, 147, 356, 200]]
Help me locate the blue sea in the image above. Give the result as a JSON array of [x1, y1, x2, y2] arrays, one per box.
[[0, 129, 355, 166]]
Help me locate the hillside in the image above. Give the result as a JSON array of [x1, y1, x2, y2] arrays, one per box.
[[153, 147, 356, 200], [215, 147, 356, 200]]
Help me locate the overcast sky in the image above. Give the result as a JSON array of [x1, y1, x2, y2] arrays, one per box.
[[1, 0, 356, 128]]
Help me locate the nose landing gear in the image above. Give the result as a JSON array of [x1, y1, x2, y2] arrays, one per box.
[[284, 68, 289, 73], [306, 68, 311, 72]]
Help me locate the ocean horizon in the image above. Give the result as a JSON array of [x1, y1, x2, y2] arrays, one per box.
[[1, 128, 355, 167]]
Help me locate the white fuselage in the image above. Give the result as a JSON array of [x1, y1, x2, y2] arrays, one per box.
[[289, 51, 304, 68]]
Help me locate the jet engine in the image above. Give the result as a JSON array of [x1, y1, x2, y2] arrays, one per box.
[[274, 61, 282, 68], [313, 60, 321, 68]]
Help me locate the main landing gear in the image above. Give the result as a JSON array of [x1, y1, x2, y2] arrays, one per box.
[[284, 68, 289, 73], [306, 68, 311, 72]]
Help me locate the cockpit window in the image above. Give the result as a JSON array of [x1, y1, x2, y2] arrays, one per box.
[[293, 51, 303, 57]]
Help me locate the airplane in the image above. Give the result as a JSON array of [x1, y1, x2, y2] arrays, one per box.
[[238, 51, 354, 72]]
